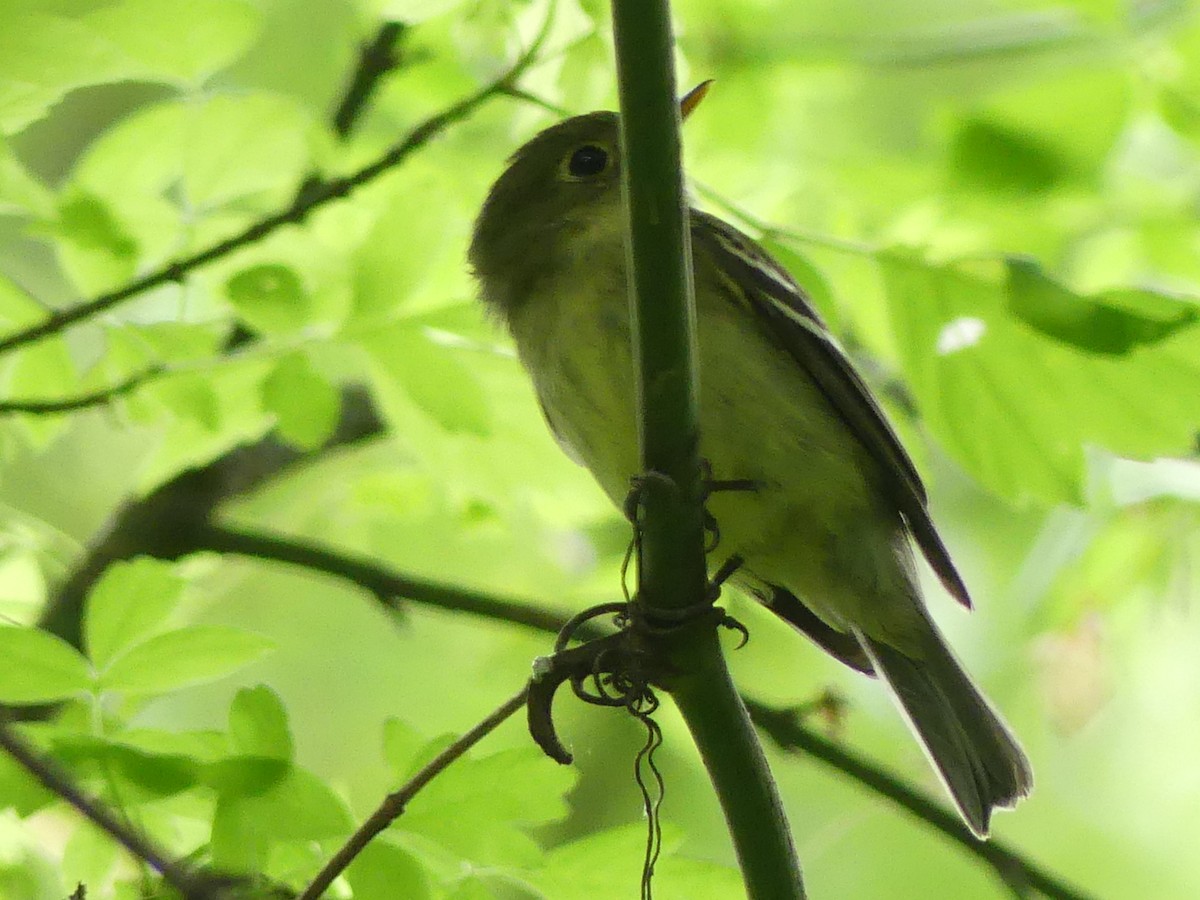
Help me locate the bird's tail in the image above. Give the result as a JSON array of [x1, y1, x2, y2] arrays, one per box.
[[855, 624, 1032, 837]]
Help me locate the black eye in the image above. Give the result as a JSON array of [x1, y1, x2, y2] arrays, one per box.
[[567, 144, 609, 178]]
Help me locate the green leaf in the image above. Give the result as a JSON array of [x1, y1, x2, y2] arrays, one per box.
[[260, 353, 340, 450], [0, 138, 52, 216], [143, 372, 222, 431], [0, 626, 91, 703], [200, 756, 290, 796], [398, 745, 574, 867], [39, 190, 138, 287], [360, 323, 492, 435], [1006, 258, 1199, 355], [84, 0, 262, 85], [346, 840, 432, 900], [180, 92, 311, 207], [51, 736, 201, 797], [0, 1, 262, 132], [0, 12, 132, 133], [228, 685, 293, 761], [83, 557, 185, 669], [63, 823, 120, 895], [218, 768, 353, 842], [97, 626, 273, 695], [950, 119, 1067, 195], [0, 746, 55, 815], [882, 254, 1200, 504], [226, 264, 313, 335]]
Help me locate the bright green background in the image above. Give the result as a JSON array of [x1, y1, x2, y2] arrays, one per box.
[[1, 0, 1199, 897]]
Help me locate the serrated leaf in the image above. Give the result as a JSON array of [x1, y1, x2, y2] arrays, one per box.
[[228, 685, 293, 761], [84, 557, 185, 669], [882, 254, 1200, 504], [360, 323, 491, 435], [219, 768, 353, 842], [226, 264, 313, 334], [260, 353, 340, 449], [399, 745, 573, 867], [97, 626, 273, 695], [0, 626, 91, 703]]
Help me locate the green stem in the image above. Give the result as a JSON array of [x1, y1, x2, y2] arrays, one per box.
[[610, 1, 805, 896]]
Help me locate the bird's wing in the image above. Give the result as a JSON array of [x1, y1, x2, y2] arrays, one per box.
[[691, 210, 971, 608]]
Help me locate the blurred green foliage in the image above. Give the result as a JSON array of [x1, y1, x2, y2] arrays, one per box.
[[0, 0, 1198, 897]]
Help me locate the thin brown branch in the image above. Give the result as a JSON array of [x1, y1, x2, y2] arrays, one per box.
[[298, 684, 530, 900], [0, 365, 165, 415], [0, 718, 219, 898], [746, 701, 1094, 900], [0, 20, 549, 359], [196, 523, 567, 635]]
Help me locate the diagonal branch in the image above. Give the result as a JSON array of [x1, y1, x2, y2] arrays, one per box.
[[0, 364, 165, 415], [0, 19, 550, 360], [746, 701, 1095, 900], [298, 684, 530, 900], [196, 523, 567, 634], [0, 718, 223, 899]]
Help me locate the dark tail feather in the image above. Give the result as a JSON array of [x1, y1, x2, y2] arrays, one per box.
[[856, 626, 1032, 837]]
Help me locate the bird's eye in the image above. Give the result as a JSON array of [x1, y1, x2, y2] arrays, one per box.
[[567, 144, 609, 178]]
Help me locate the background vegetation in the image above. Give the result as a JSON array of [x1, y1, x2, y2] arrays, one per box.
[[0, 0, 1198, 897]]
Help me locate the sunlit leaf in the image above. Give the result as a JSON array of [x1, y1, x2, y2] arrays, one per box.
[[346, 840, 433, 900], [228, 685, 294, 761], [226, 264, 313, 334], [83, 557, 186, 669], [97, 626, 273, 694], [883, 254, 1200, 503], [0, 626, 91, 703], [260, 353, 340, 449], [1006, 258, 1199, 355], [360, 322, 492, 435]]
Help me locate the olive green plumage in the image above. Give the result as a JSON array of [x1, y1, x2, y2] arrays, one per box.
[[470, 110, 1031, 836]]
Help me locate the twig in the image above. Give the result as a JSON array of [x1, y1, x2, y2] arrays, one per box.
[[745, 701, 1095, 900], [297, 685, 530, 900], [0, 365, 165, 415], [333, 22, 408, 137], [196, 523, 567, 635], [0, 14, 550, 359], [0, 718, 214, 898]]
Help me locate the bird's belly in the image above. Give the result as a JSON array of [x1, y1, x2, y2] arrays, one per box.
[[513, 288, 892, 627]]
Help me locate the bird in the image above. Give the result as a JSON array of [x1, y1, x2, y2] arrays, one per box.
[[469, 89, 1031, 837]]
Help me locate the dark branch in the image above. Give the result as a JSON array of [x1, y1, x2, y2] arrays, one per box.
[[746, 701, 1095, 900], [0, 718, 222, 899], [196, 523, 567, 635], [333, 22, 408, 137], [0, 28, 546, 359], [0, 365, 165, 415]]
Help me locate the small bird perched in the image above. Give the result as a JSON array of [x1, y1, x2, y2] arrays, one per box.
[[469, 90, 1031, 837]]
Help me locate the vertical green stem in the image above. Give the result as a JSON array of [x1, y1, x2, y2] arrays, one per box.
[[611, 0, 707, 612], [610, 1, 806, 897]]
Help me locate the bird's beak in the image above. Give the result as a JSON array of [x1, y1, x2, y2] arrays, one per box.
[[680, 81, 713, 120]]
